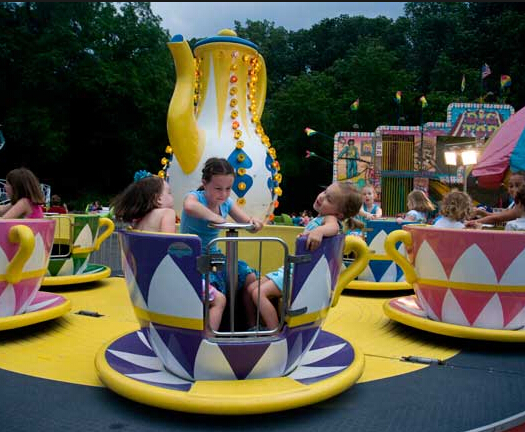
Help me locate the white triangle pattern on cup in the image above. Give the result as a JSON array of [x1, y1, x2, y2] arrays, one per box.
[[122, 256, 147, 310], [380, 262, 398, 282], [147, 255, 202, 320], [0, 246, 8, 272], [0, 284, 16, 316], [148, 323, 193, 381], [450, 244, 497, 285], [416, 289, 439, 321], [505, 305, 525, 330], [17, 285, 40, 315], [194, 339, 237, 380], [73, 224, 94, 248], [291, 256, 331, 315], [283, 331, 304, 375], [247, 338, 287, 379], [369, 230, 387, 255], [415, 241, 446, 281], [473, 293, 504, 329], [441, 289, 470, 326], [500, 248, 525, 285], [56, 259, 74, 276], [23, 233, 47, 272]]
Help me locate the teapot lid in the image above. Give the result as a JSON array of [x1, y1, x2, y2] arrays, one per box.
[[194, 29, 259, 51]]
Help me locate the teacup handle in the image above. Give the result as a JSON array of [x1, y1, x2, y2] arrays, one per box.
[[332, 236, 370, 307], [6, 225, 35, 284], [93, 217, 115, 251], [384, 229, 417, 284]]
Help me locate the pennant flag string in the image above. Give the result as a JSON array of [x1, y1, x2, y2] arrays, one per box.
[[395, 91, 402, 104], [304, 127, 334, 141], [501, 74, 512, 88]]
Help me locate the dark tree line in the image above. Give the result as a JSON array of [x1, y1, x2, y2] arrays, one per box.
[[1, 2, 524, 212]]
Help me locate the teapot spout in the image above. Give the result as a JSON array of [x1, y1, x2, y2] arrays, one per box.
[[167, 35, 204, 175]]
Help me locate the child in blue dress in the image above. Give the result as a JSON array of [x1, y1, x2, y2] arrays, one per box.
[[179, 157, 263, 330], [358, 183, 382, 220], [246, 181, 362, 330]]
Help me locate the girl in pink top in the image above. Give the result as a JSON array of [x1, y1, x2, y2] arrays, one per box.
[[0, 168, 45, 219]]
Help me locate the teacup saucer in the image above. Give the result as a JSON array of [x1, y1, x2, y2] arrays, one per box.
[[0, 291, 71, 331], [95, 329, 365, 414], [384, 295, 525, 342], [41, 264, 111, 287], [346, 280, 412, 291]]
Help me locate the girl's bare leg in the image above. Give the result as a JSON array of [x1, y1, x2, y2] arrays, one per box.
[[209, 291, 226, 331], [248, 278, 281, 329]]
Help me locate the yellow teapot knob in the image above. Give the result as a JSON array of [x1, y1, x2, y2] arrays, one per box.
[[218, 29, 237, 37]]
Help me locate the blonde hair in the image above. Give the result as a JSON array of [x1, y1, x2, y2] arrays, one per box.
[[407, 190, 435, 213], [440, 190, 472, 222], [361, 183, 376, 196]]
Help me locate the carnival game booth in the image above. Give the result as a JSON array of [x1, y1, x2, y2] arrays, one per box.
[[95, 225, 367, 414]]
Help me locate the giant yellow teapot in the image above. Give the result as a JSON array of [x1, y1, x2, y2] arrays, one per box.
[[165, 29, 281, 221]]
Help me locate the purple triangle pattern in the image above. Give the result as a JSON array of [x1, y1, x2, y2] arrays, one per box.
[[283, 329, 304, 372], [295, 331, 354, 386], [119, 231, 203, 304], [219, 341, 272, 380], [148, 325, 203, 378], [105, 332, 192, 391], [284, 326, 319, 372]]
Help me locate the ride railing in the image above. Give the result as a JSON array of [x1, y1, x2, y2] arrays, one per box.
[[200, 235, 291, 337], [0, 179, 8, 205], [0, 180, 51, 207]]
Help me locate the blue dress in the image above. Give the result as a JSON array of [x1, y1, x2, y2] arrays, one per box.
[[179, 190, 256, 294]]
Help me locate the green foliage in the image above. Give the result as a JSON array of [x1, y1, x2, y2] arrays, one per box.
[[1, 2, 525, 213]]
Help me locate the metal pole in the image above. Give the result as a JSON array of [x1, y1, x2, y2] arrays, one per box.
[[225, 228, 238, 332], [420, 111, 424, 172]]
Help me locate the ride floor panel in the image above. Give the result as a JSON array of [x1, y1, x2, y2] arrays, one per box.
[[1, 279, 525, 431]]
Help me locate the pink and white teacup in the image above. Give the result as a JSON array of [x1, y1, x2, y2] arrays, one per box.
[[0, 219, 55, 317], [385, 225, 525, 330]]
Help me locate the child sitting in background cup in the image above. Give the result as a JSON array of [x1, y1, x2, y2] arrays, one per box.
[[112, 171, 177, 233], [505, 185, 525, 231], [396, 190, 435, 224], [0, 167, 45, 219], [358, 183, 382, 221], [433, 190, 472, 229], [466, 171, 525, 227]]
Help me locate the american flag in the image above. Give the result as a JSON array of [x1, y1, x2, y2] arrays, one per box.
[[481, 63, 492, 79]]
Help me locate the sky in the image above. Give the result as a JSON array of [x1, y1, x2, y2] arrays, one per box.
[[150, 2, 406, 40]]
